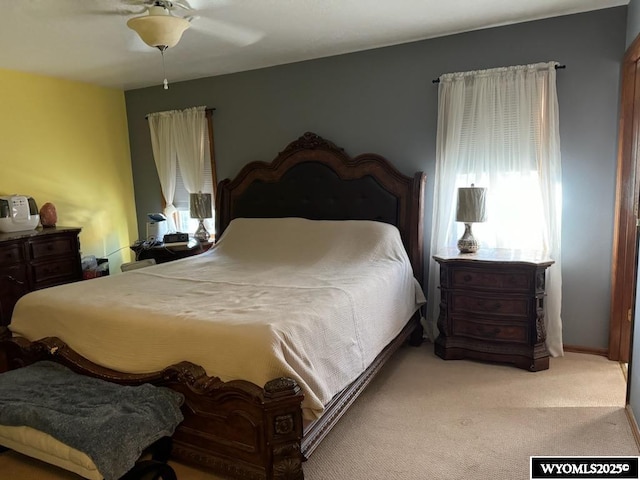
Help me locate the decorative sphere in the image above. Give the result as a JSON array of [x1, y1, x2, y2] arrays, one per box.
[[39, 202, 58, 227]]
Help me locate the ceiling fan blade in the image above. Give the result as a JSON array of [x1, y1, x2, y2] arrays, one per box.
[[120, 0, 228, 11], [187, 16, 263, 46], [180, 0, 232, 10], [120, 0, 153, 8], [172, 0, 196, 11], [84, 7, 147, 16]]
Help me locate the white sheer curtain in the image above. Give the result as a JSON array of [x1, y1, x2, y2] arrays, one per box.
[[172, 106, 207, 193], [148, 106, 215, 235], [427, 62, 563, 356], [147, 111, 178, 233]]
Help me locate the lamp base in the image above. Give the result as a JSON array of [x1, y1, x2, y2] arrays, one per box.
[[457, 223, 479, 253], [194, 219, 210, 242]]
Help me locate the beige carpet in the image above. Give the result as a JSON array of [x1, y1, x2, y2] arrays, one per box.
[[0, 344, 636, 479]]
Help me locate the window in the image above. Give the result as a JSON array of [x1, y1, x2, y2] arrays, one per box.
[[427, 62, 563, 355], [454, 171, 546, 251], [147, 106, 217, 239], [173, 134, 215, 235]]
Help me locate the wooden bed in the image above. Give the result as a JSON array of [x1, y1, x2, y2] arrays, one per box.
[[0, 132, 426, 480]]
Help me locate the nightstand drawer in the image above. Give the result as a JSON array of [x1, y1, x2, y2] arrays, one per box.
[[451, 269, 531, 292], [30, 237, 76, 259], [0, 243, 24, 266], [453, 318, 528, 343], [32, 259, 78, 286], [451, 294, 529, 317]]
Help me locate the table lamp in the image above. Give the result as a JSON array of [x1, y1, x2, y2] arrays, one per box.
[[456, 184, 487, 253], [190, 192, 213, 242]]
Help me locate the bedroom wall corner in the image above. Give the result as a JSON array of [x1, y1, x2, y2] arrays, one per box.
[[627, 0, 639, 48], [0, 68, 137, 273]]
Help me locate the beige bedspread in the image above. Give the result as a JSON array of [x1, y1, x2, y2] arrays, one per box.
[[10, 218, 425, 420]]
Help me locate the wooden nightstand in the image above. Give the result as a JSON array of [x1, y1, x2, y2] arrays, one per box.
[[433, 248, 554, 371], [130, 240, 212, 264]]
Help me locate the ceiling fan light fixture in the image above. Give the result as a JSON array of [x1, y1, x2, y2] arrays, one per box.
[[127, 7, 190, 49]]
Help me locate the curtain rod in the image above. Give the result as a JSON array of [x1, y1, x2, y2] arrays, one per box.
[[144, 107, 216, 119], [431, 64, 566, 84]]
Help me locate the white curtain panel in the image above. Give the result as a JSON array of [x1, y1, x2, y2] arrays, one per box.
[[172, 106, 207, 193], [147, 111, 178, 233], [428, 62, 563, 356]]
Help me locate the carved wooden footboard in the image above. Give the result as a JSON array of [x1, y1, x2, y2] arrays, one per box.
[[0, 328, 305, 480], [0, 312, 419, 479]]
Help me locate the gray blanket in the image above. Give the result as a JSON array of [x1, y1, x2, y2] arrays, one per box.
[[0, 361, 184, 480]]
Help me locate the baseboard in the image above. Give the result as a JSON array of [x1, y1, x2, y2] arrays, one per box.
[[563, 344, 609, 357], [625, 405, 640, 451]]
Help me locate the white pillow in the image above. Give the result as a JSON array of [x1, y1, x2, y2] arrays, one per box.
[[215, 217, 407, 267]]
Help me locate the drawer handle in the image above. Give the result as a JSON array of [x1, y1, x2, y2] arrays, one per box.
[[463, 274, 472, 282], [5, 275, 25, 285]]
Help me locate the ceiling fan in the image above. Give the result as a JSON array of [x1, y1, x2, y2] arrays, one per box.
[[113, 0, 262, 89], [126, 1, 190, 51], [122, 0, 261, 51]]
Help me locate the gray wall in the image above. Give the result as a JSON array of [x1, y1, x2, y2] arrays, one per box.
[[628, 0, 640, 47], [124, 7, 627, 350]]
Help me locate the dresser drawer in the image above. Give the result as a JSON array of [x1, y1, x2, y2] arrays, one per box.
[[451, 268, 531, 292], [0, 264, 28, 287], [0, 264, 29, 326], [32, 259, 79, 286], [450, 294, 530, 317], [0, 242, 25, 267], [452, 318, 529, 344], [29, 237, 77, 259]]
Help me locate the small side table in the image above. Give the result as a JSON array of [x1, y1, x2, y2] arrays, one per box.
[[433, 248, 554, 372], [130, 240, 212, 264]]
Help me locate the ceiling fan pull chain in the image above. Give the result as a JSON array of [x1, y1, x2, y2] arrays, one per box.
[[160, 48, 169, 90]]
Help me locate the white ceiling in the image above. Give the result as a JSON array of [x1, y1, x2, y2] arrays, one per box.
[[0, 0, 629, 91]]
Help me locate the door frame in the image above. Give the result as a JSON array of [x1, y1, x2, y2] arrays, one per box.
[[611, 33, 640, 362]]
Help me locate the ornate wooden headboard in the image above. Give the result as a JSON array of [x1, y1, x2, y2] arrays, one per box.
[[215, 132, 426, 283]]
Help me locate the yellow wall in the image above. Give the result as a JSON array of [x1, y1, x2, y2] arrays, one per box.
[[0, 68, 136, 272]]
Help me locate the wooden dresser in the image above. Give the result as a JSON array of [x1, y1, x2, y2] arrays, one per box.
[[0, 227, 82, 326], [433, 248, 554, 371]]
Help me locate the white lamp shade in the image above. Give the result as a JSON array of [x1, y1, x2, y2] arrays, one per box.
[[127, 15, 190, 49], [456, 187, 487, 223]]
